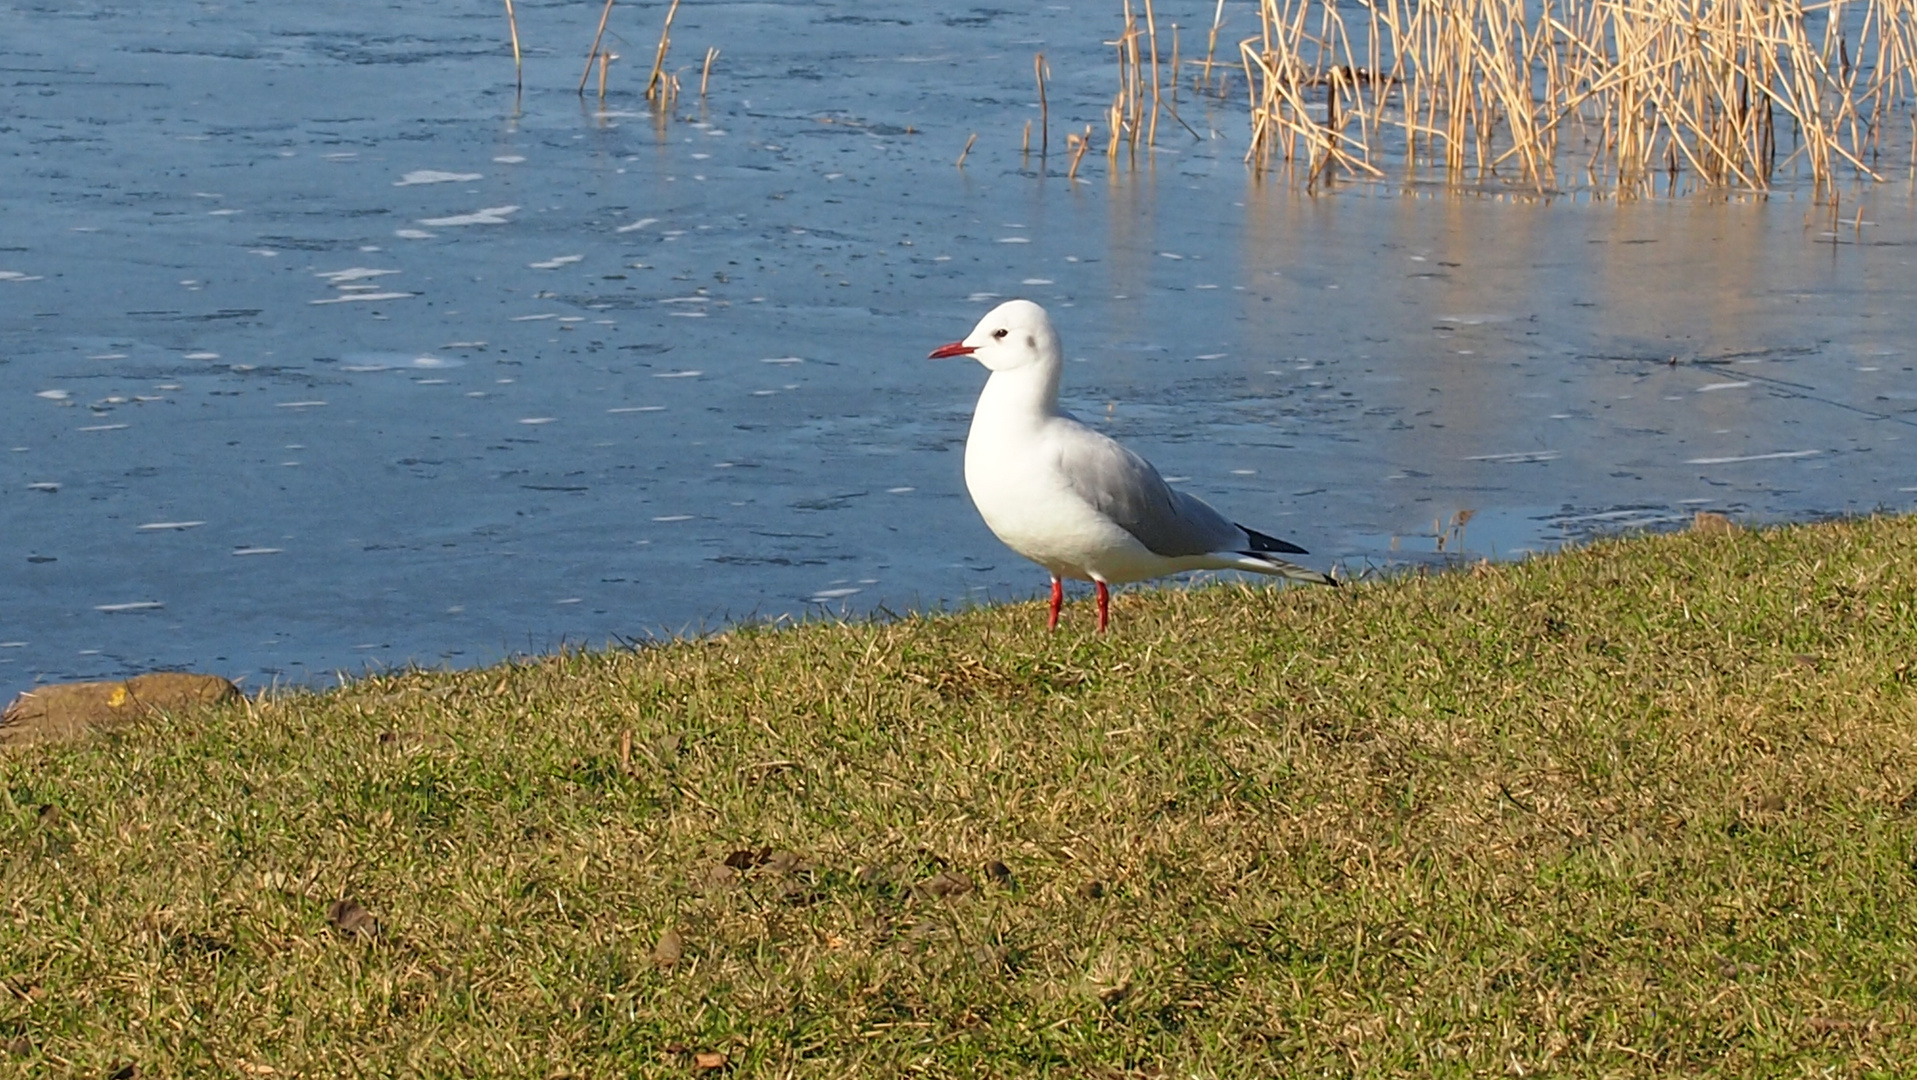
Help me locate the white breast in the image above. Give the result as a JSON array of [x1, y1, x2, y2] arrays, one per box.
[[963, 408, 1160, 582]]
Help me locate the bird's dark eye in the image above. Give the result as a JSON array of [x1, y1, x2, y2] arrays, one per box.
[[993, 328, 1008, 339]]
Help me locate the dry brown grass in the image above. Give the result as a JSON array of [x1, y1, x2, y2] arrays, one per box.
[[7, 518, 1917, 1075], [1231, 0, 1917, 193]]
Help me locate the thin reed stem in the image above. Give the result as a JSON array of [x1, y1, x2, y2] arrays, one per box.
[[580, 0, 616, 96], [645, 0, 683, 103], [1036, 53, 1051, 156], [504, 0, 523, 94]]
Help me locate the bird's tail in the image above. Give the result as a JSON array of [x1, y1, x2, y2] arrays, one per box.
[[1245, 555, 1339, 587]]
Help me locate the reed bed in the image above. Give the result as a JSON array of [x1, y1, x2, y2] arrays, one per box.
[[567, 0, 688, 107], [1224, 0, 1917, 192], [1086, 0, 1917, 193]]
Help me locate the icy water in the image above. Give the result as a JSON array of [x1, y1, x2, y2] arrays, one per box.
[[5, 0, 1916, 690]]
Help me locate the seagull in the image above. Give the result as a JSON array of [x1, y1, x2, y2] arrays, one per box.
[[930, 299, 1337, 632]]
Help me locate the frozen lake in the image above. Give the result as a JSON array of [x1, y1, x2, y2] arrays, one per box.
[[4, 0, 1916, 691]]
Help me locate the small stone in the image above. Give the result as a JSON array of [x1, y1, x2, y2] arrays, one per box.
[[652, 929, 684, 967], [1692, 511, 1739, 536], [2, 673, 240, 746]]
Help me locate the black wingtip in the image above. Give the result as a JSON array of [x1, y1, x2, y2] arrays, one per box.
[[1239, 525, 1309, 556]]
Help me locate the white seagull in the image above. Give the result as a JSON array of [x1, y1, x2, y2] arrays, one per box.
[[930, 299, 1336, 632]]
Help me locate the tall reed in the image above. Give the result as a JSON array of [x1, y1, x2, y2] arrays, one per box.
[[1226, 0, 1917, 192]]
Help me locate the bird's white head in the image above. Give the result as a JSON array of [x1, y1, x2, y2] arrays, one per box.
[[928, 299, 1059, 374]]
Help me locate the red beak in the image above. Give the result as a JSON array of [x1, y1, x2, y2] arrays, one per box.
[[928, 341, 977, 359]]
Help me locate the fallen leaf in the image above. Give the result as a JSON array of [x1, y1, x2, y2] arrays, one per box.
[[724, 847, 770, 871], [693, 1050, 728, 1069], [653, 929, 684, 967], [326, 898, 380, 940], [921, 871, 973, 899], [764, 850, 806, 875]]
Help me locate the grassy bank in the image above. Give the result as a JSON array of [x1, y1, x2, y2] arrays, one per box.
[[6, 517, 1917, 1077]]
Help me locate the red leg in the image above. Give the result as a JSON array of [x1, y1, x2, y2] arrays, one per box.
[[1095, 580, 1110, 633], [1047, 577, 1063, 632]]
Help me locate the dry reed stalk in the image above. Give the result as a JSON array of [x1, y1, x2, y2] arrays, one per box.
[[701, 46, 718, 96], [1036, 52, 1051, 156], [1170, 24, 1180, 108], [1023, 119, 1032, 154], [1068, 127, 1094, 177], [1202, 0, 1226, 89], [1144, 0, 1163, 145], [645, 0, 683, 103], [1119, 0, 1134, 141], [957, 132, 978, 167], [598, 51, 615, 101], [579, 0, 616, 96], [504, 0, 523, 93], [1232, 0, 1916, 193]]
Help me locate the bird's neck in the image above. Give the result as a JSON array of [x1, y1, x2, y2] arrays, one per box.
[[974, 362, 1062, 428]]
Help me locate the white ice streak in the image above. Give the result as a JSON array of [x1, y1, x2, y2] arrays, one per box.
[[1697, 381, 1753, 392], [311, 292, 414, 304], [529, 254, 585, 270], [418, 205, 518, 226], [1465, 450, 1562, 463], [616, 218, 659, 233], [138, 521, 205, 531], [316, 268, 401, 284], [1685, 449, 1821, 464], [395, 170, 483, 186], [0, 271, 44, 282], [96, 601, 165, 613]]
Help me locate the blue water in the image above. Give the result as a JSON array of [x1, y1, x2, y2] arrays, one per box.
[[4, 0, 1915, 691]]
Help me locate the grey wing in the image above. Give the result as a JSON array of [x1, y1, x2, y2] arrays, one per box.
[[1052, 423, 1243, 558]]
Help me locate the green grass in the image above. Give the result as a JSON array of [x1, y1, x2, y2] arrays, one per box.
[[6, 516, 1917, 1077]]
